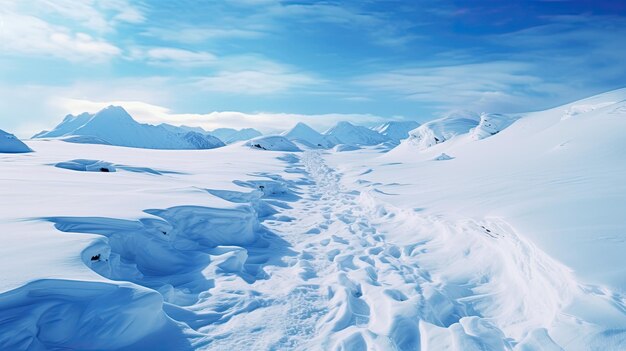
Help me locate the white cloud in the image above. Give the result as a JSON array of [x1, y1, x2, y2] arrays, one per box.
[[131, 47, 218, 66], [0, 11, 121, 61], [195, 69, 319, 94], [356, 61, 544, 112]]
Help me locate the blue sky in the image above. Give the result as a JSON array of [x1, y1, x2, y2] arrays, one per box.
[[1, 0, 625, 136]]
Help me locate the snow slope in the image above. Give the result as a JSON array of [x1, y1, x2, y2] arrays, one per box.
[[371, 121, 420, 143], [33, 106, 225, 150], [281, 122, 335, 148], [324, 121, 389, 146], [0, 129, 32, 153]]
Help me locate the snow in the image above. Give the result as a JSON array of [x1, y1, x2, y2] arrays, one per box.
[[245, 135, 302, 151], [2, 89, 626, 350], [470, 113, 521, 140], [407, 110, 480, 149], [281, 122, 335, 148], [333, 144, 361, 152], [33, 106, 225, 150], [0, 129, 33, 153], [371, 121, 420, 143], [324, 121, 389, 146]]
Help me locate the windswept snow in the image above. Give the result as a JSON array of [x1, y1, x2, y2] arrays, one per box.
[[2, 89, 626, 350], [33, 106, 225, 150], [0, 129, 32, 153]]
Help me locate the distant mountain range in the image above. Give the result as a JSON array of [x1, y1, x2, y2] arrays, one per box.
[[34, 106, 426, 150], [32, 106, 264, 150]]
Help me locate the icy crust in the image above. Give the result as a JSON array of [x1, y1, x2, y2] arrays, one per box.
[[245, 135, 302, 151], [0, 129, 32, 153], [0, 279, 167, 350]]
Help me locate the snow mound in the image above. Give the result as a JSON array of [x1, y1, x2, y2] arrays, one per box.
[[433, 153, 454, 161], [282, 122, 335, 148], [470, 113, 521, 140], [55, 159, 116, 172], [33, 106, 225, 150], [324, 121, 389, 146], [407, 110, 480, 150], [333, 144, 361, 152], [246, 136, 301, 152], [371, 121, 421, 143], [0, 129, 32, 153]]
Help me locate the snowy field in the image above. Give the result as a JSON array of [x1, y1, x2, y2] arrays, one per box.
[[1, 89, 626, 350]]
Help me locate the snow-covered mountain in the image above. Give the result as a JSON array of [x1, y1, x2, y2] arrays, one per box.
[[371, 120, 420, 143], [324, 121, 389, 146], [0, 129, 32, 153], [406, 110, 480, 149], [281, 122, 335, 148], [34, 106, 225, 150], [210, 128, 262, 144]]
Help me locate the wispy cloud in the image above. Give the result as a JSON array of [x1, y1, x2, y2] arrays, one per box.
[[0, 10, 121, 61]]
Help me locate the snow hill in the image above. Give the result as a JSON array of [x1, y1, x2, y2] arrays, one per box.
[[324, 121, 389, 146], [406, 110, 480, 149], [33, 106, 225, 150], [210, 128, 262, 144], [470, 113, 521, 140], [281, 122, 335, 148], [371, 120, 420, 143], [0, 129, 32, 153]]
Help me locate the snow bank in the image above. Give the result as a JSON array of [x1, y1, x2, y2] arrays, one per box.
[[55, 159, 117, 172], [0, 129, 32, 153], [245, 136, 301, 151], [0, 280, 168, 350]]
